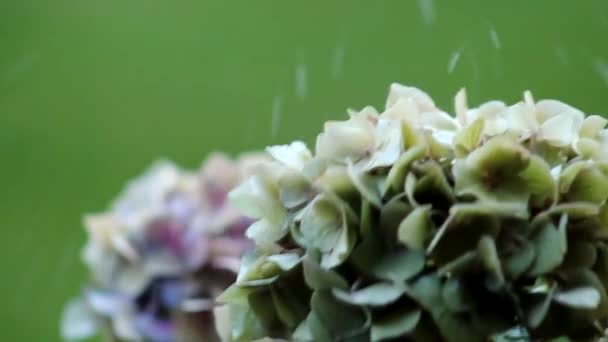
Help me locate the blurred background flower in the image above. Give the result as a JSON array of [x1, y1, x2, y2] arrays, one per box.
[[0, 0, 607, 340], [62, 154, 262, 341]]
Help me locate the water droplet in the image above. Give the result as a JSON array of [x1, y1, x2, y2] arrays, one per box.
[[271, 96, 282, 138], [555, 46, 569, 66], [417, 0, 435, 25], [489, 26, 501, 49], [295, 64, 308, 99], [594, 59, 608, 86], [332, 44, 345, 79], [447, 48, 462, 74]]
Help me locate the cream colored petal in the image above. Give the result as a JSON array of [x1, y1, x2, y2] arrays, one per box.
[[61, 298, 98, 340], [365, 119, 403, 170], [266, 141, 312, 170], [315, 117, 375, 161], [380, 97, 419, 121], [455, 88, 468, 126], [385, 83, 436, 112], [538, 110, 584, 146], [579, 115, 608, 138]]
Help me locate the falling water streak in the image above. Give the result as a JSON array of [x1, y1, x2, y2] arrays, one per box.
[[271, 96, 282, 138], [295, 64, 308, 99], [489, 27, 501, 49], [447, 49, 462, 74], [594, 59, 608, 86], [332, 44, 345, 79], [50, 239, 79, 291], [417, 0, 435, 25], [555, 46, 569, 66], [470, 51, 481, 96]]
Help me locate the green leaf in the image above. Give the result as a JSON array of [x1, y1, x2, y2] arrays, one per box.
[[333, 282, 407, 307], [398, 205, 432, 250], [370, 249, 426, 282], [528, 222, 566, 277], [554, 287, 601, 309], [371, 309, 421, 341]]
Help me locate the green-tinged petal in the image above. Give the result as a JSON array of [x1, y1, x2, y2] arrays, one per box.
[[519, 154, 555, 202], [478, 235, 504, 287], [527, 285, 556, 328], [455, 116, 485, 156], [384, 145, 425, 195], [311, 290, 370, 340], [398, 205, 433, 250], [293, 311, 332, 342], [528, 222, 566, 277], [554, 287, 601, 309], [302, 252, 348, 290], [466, 135, 530, 177], [347, 160, 383, 208], [442, 277, 471, 313], [333, 282, 407, 307], [370, 249, 426, 282], [579, 115, 608, 138]]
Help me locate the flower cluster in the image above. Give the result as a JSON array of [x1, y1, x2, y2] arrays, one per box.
[[219, 84, 608, 341], [62, 153, 265, 341]]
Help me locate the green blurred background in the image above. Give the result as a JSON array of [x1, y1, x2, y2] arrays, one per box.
[[1, 0, 607, 340]]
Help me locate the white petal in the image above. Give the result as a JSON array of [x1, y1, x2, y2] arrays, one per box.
[[538, 110, 583, 146], [504, 102, 538, 134], [228, 175, 279, 219], [112, 306, 140, 341], [365, 119, 403, 170], [266, 141, 312, 170], [385, 83, 436, 112], [61, 298, 98, 340], [380, 98, 419, 121], [579, 115, 608, 138], [315, 117, 375, 161], [455, 88, 468, 126]]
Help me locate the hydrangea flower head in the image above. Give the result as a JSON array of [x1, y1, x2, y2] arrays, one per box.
[[219, 84, 608, 341]]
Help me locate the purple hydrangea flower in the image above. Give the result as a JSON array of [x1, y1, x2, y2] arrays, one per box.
[[62, 153, 266, 341]]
